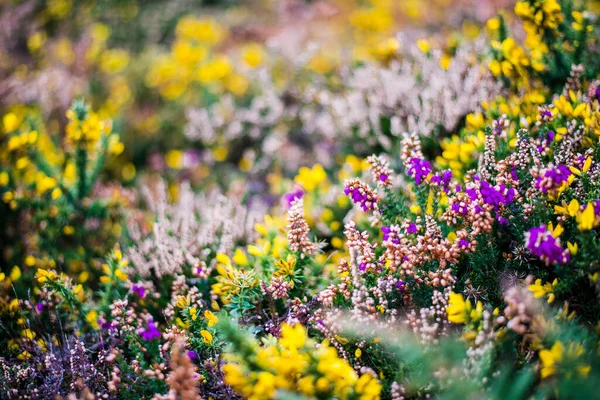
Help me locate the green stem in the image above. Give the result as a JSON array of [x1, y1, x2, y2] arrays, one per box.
[[76, 146, 88, 200]]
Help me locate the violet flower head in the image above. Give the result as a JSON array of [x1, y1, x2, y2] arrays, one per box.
[[131, 284, 145, 298], [381, 226, 391, 241], [479, 181, 515, 210], [524, 225, 570, 265], [535, 165, 572, 194], [344, 178, 380, 212], [458, 238, 470, 248], [406, 222, 418, 234], [138, 319, 161, 341], [382, 225, 401, 244], [430, 169, 453, 193], [511, 166, 519, 182], [540, 109, 553, 120], [407, 158, 432, 185], [283, 189, 304, 208]]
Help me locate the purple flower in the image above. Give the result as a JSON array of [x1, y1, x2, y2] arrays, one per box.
[[101, 319, 117, 331], [406, 222, 417, 234], [395, 280, 405, 291], [344, 179, 379, 212], [535, 165, 572, 194], [430, 170, 453, 193], [138, 319, 161, 341], [458, 239, 470, 248], [479, 181, 515, 210], [451, 202, 468, 215], [187, 350, 198, 360], [525, 225, 570, 265], [407, 158, 432, 185], [283, 189, 304, 208], [493, 118, 503, 135], [131, 284, 145, 298], [466, 188, 478, 200], [381, 226, 391, 241]]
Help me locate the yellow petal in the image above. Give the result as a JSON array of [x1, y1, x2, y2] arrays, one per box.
[[568, 199, 580, 217]]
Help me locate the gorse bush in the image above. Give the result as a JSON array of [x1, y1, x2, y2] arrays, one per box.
[[3, 0, 600, 399]]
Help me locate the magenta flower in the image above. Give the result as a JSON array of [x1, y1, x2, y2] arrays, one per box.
[[137, 319, 161, 341], [535, 165, 571, 194], [131, 284, 145, 298], [430, 170, 453, 193], [525, 225, 570, 265], [283, 189, 304, 208], [407, 158, 432, 185]]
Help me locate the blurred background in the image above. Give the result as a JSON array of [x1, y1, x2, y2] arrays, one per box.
[[0, 0, 515, 190]]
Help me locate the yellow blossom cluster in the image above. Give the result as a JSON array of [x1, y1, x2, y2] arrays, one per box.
[[223, 323, 382, 400], [539, 340, 591, 379], [65, 105, 113, 150], [515, 0, 564, 36], [146, 16, 253, 100]]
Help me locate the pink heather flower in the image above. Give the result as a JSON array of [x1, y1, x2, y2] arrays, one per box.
[[524, 225, 570, 265], [367, 154, 393, 187], [287, 197, 317, 256]]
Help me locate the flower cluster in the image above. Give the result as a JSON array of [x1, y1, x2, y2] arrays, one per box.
[[525, 225, 570, 265], [223, 323, 381, 400]]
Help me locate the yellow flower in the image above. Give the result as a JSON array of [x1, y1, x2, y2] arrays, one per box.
[[446, 292, 470, 324], [3, 113, 19, 132], [487, 17, 500, 31], [247, 244, 265, 257], [175, 295, 190, 309], [539, 341, 590, 379], [204, 310, 218, 327], [21, 329, 36, 339], [577, 202, 597, 231], [273, 254, 296, 280], [35, 268, 59, 284], [294, 164, 327, 192], [10, 266, 21, 281], [540, 341, 563, 378], [416, 39, 430, 53], [279, 323, 307, 350], [242, 43, 264, 68], [86, 310, 100, 329], [201, 329, 213, 344], [528, 278, 558, 303], [216, 253, 231, 265], [232, 249, 248, 266]]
